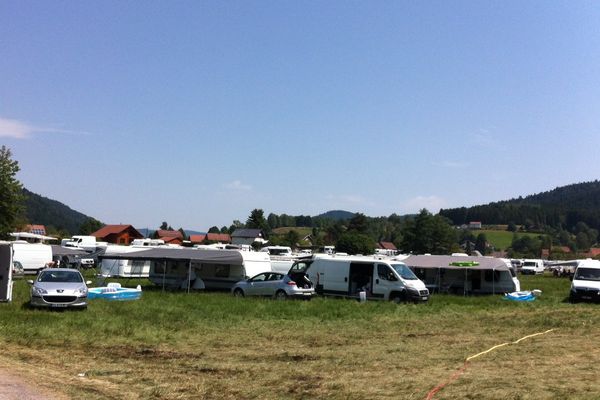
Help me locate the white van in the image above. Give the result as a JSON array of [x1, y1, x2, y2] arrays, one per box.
[[288, 255, 429, 302], [569, 259, 600, 302], [12, 242, 53, 274], [521, 259, 544, 275]]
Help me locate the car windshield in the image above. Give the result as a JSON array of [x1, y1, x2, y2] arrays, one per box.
[[523, 262, 537, 267], [390, 264, 418, 280], [38, 270, 83, 283], [574, 268, 600, 281]]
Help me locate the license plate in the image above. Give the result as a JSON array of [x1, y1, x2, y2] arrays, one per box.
[[582, 296, 592, 300], [51, 303, 68, 308], [303, 293, 312, 296], [422, 297, 429, 301]]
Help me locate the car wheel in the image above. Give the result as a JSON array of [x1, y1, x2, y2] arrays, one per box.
[[233, 288, 244, 298], [274, 290, 287, 300], [390, 292, 406, 304]]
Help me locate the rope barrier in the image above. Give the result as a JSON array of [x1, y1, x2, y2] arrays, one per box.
[[425, 329, 555, 400]]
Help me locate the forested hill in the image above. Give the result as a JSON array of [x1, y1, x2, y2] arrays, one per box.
[[23, 188, 94, 234], [440, 180, 600, 231]]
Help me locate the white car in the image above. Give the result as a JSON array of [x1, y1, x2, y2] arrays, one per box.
[[28, 268, 91, 309]]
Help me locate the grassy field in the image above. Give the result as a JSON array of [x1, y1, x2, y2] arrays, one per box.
[[477, 229, 545, 251], [1, 273, 599, 399]]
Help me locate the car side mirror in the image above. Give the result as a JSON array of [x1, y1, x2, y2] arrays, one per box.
[[26, 280, 34, 285]]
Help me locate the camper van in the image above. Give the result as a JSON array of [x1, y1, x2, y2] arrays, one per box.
[[288, 255, 429, 302], [12, 242, 53, 274], [61, 235, 104, 252], [521, 259, 544, 275], [569, 259, 600, 302]]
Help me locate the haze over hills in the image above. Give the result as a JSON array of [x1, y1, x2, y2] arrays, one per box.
[[22, 180, 600, 235]]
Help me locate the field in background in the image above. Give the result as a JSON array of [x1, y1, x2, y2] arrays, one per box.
[[1, 274, 599, 399], [477, 229, 544, 251]]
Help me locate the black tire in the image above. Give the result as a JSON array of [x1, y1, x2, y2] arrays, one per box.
[[233, 288, 244, 298], [390, 291, 406, 304], [274, 290, 288, 300]]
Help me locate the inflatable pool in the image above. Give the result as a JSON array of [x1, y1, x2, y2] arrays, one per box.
[[88, 283, 142, 301], [504, 291, 538, 302]]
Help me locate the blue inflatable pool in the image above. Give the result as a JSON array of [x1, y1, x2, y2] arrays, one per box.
[[504, 291, 536, 302], [88, 284, 142, 301]]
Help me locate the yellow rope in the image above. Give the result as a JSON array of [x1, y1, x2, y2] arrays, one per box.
[[465, 329, 555, 362]]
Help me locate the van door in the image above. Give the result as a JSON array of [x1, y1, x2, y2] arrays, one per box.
[[373, 264, 396, 299], [348, 262, 374, 297], [0, 244, 13, 302]]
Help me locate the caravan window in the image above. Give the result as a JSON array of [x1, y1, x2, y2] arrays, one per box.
[[215, 265, 230, 278], [484, 270, 502, 282]]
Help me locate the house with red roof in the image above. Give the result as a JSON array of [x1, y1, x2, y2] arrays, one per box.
[[26, 224, 47, 235], [91, 224, 143, 245]]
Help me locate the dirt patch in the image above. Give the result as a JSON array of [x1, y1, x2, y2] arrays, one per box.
[[0, 368, 65, 400]]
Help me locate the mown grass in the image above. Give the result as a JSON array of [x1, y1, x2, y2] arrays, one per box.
[[478, 230, 544, 251], [1, 273, 599, 399]]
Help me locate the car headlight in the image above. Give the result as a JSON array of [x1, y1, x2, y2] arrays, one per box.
[[74, 287, 88, 296], [32, 286, 48, 296]]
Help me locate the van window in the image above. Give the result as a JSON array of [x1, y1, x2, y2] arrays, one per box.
[[390, 263, 418, 280], [574, 268, 600, 281], [377, 264, 397, 281]]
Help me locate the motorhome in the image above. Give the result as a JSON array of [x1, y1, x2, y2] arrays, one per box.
[[288, 254, 429, 302], [100, 247, 272, 290], [12, 242, 53, 274], [569, 259, 600, 302], [399, 254, 520, 295]]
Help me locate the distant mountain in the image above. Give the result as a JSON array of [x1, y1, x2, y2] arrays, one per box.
[[440, 180, 600, 231], [315, 210, 356, 221], [23, 188, 95, 235]]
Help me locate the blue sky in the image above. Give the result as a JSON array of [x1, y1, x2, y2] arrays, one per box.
[[2, 1, 600, 230]]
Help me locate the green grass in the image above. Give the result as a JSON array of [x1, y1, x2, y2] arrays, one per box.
[[1, 273, 598, 399], [478, 229, 545, 251]]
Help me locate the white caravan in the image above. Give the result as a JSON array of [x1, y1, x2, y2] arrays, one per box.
[[569, 259, 600, 302], [100, 247, 272, 290], [399, 254, 520, 295], [100, 239, 172, 278], [12, 242, 53, 274], [288, 254, 429, 302]]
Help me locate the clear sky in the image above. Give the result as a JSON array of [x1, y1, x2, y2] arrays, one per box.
[[2, 1, 600, 231]]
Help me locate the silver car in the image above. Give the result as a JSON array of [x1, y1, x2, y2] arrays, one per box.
[[28, 268, 91, 309], [231, 272, 314, 300]]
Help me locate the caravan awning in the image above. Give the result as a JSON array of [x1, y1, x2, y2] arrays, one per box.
[[402, 255, 510, 271], [98, 247, 244, 264]]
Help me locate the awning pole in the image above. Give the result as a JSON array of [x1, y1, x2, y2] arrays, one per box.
[[187, 260, 192, 294], [464, 269, 467, 297], [162, 260, 166, 293], [493, 268, 495, 295]]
